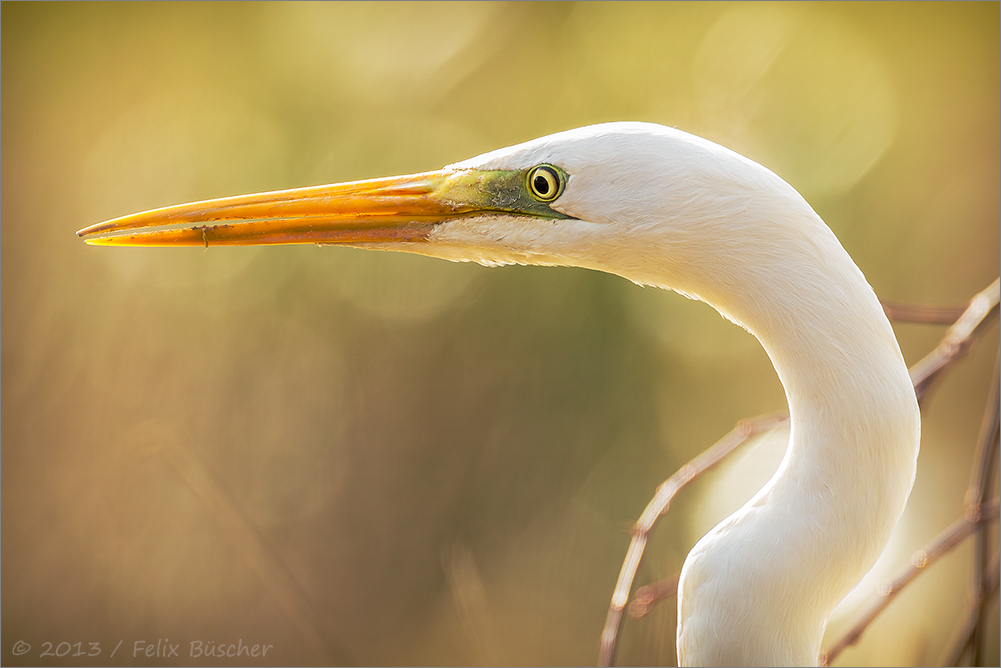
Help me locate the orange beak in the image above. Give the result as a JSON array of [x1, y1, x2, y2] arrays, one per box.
[[76, 170, 475, 247]]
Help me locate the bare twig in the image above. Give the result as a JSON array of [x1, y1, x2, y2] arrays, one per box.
[[820, 500, 1000, 666], [966, 351, 1000, 666], [939, 549, 1001, 667], [881, 301, 970, 324], [600, 279, 1001, 666], [628, 572, 680, 619], [597, 412, 788, 667], [910, 279, 1000, 405]]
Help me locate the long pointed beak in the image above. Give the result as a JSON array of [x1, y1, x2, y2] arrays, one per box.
[[76, 170, 474, 247]]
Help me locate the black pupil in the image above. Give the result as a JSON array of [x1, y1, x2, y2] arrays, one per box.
[[534, 173, 551, 195]]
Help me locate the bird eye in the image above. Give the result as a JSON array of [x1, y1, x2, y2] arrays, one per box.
[[526, 165, 565, 202]]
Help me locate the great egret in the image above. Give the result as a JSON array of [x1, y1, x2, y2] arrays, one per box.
[[78, 122, 921, 666]]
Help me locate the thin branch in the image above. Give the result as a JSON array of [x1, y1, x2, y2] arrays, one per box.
[[910, 279, 1000, 405], [597, 412, 788, 667], [820, 500, 1000, 666], [966, 350, 1000, 666], [881, 301, 971, 324], [599, 279, 1001, 666], [939, 549, 1001, 667], [628, 572, 680, 619]]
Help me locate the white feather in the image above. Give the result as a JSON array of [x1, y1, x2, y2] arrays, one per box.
[[401, 122, 920, 666]]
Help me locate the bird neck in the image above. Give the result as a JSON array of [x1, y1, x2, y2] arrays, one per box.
[[705, 217, 919, 508], [731, 252, 920, 543], [671, 205, 920, 666]]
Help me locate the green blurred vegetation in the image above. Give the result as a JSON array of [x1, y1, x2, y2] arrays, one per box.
[[2, 2, 997, 666]]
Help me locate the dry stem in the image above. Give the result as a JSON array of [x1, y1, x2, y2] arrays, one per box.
[[963, 350, 999, 666], [596, 413, 788, 666], [820, 500, 999, 666], [881, 301, 970, 324], [939, 549, 1001, 666], [628, 572, 681, 619], [910, 279, 1000, 405], [599, 279, 1000, 666]]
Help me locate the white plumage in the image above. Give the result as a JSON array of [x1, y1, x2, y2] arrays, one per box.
[[419, 123, 921, 665], [79, 122, 921, 666]]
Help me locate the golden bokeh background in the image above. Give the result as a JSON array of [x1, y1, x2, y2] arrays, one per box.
[[2, 2, 998, 666]]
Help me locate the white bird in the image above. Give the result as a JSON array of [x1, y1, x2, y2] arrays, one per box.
[[78, 122, 921, 666]]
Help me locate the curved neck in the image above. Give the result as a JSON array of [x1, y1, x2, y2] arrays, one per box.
[[672, 209, 920, 666], [731, 250, 920, 543]]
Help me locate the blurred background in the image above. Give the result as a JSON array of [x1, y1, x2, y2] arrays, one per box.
[[2, 2, 998, 666]]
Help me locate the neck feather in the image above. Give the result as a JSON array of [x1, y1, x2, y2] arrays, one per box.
[[669, 203, 920, 666]]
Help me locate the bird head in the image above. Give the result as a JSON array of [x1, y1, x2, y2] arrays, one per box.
[[77, 122, 821, 304]]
